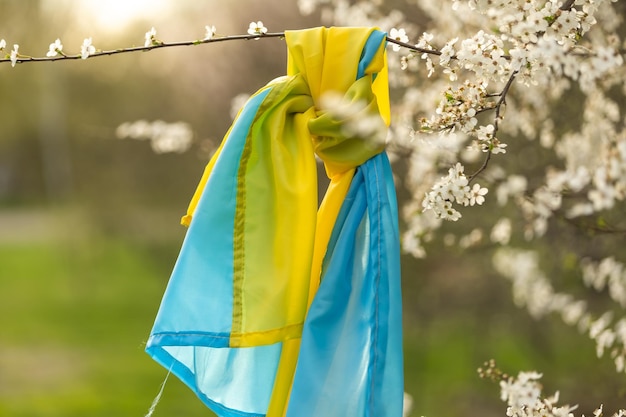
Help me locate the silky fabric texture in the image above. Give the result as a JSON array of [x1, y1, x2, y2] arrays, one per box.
[[146, 27, 402, 417], [286, 153, 403, 417]]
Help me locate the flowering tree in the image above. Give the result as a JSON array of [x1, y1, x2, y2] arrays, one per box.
[[299, 0, 626, 415], [3, 0, 626, 415]]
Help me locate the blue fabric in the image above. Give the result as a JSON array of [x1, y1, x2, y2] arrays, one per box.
[[149, 88, 271, 341], [358, 30, 387, 79], [286, 152, 403, 417], [146, 88, 283, 416]]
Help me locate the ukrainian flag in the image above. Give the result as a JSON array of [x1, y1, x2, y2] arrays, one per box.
[[146, 26, 404, 417]]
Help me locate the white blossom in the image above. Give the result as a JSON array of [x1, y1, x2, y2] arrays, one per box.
[[467, 183, 488, 206], [500, 371, 542, 409], [0, 39, 6, 50], [459, 228, 483, 248], [46, 38, 63, 57], [490, 217, 512, 244], [247, 21, 268, 36], [438, 37, 458, 66], [297, 0, 318, 15], [476, 124, 493, 140], [116, 120, 193, 154], [204, 25, 217, 41], [144, 27, 157, 47], [80, 38, 95, 59], [389, 27, 409, 52], [10, 44, 18, 67], [230, 93, 251, 120]]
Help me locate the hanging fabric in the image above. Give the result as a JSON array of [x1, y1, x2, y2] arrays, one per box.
[[146, 26, 403, 417]]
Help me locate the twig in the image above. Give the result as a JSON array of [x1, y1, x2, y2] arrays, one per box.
[[1, 33, 287, 64], [386, 38, 442, 56], [494, 70, 518, 130], [468, 70, 518, 182], [0, 32, 442, 65], [469, 149, 493, 184]]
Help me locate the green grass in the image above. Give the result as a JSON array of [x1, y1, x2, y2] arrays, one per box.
[[0, 238, 212, 417], [1, 222, 624, 417]]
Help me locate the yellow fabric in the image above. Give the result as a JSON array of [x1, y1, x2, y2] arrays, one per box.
[[232, 79, 319, 344]]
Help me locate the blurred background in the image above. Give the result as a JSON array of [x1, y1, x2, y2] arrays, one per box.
[[1, 1, 624, 417]]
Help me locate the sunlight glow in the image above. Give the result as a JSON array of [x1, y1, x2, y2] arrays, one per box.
[[72, 0, 174, 32]]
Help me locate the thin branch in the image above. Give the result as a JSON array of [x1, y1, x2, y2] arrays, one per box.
[[468, 70, 518, 182], [386, 38, 442, 56], [494, 70, 518, 127], [469, 150, 493, 184], [0, 32, 443, 65], [0, 32, 287, 65]]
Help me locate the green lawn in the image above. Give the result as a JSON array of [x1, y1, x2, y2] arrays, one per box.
[[0, 235, 212, 417], [1, 210, 623, 417]]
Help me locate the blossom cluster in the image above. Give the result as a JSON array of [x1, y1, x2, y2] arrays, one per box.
[[247, 21, 268, 36], [419, 80, 491, 134], [418, 79, 508, 156], [582, 257, 626, 309], [478, 359, 626, 417], [456, 0, 624, 91], [499, 371, 578, 417], [493, 249, 626, 375], [299, 0, 624, 248], [116, 120, 194, 154], [422, 162, 488, 221]]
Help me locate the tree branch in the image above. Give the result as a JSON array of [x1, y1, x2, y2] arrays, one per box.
[[1, 33, 287, 65], [386, 38, 442, 56], [468, 70, 518, 182], [0, 32, 442, 65]]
